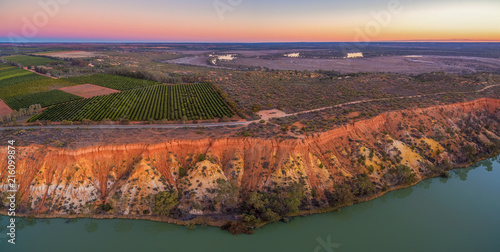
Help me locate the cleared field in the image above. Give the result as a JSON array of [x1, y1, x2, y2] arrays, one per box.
[[36, 51, 99, 58], [0, 78, 78, 100], [33, 50, 67, 55], [4, 90, 83, 110], [29, 83, 234, 122], [64, 74, 160, 91], [0, 67, 47, 89], [59, 84, 120, 98], [3, 55, 62, 66], [0, 99, 13, 116]]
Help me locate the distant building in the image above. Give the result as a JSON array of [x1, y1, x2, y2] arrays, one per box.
[[284, 53, 300, 58], [346, 52, 363, 58]]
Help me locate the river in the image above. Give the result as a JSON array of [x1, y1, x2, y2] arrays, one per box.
[[1, 155, 499, 252]]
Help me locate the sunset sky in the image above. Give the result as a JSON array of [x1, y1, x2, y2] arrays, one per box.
[[1, 0, 499, 42]]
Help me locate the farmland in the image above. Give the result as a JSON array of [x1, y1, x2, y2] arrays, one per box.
[[64, 74, 160, 91], [3, 55, 62, 66], [29, 83, 234, 122], [4, 90, 83, 110], [0, 65, 47, 89], [0, 78, 78, 99]]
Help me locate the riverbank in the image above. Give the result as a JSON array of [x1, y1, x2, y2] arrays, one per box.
[[1, 151, 497, 235], [1, 98, 499, 235]]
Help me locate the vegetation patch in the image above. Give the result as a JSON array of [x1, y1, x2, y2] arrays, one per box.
[[4, 90, 83, 110], [64, 74, 160, 91], [29, 83, 234, 122], [0, 78, 78, 99], [3, 55, 62, 66], [0, 67, 47, 89]]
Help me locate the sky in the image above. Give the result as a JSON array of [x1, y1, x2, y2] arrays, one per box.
[[0, 0, 499, 42]]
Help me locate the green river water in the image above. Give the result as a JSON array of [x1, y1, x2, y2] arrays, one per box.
[[1, 155, 499, 252]]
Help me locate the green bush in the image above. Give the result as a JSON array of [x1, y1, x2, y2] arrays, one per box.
[[153, 191, 179, 216]]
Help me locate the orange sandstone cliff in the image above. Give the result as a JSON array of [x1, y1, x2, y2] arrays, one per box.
[[1, 98, 499, 224]]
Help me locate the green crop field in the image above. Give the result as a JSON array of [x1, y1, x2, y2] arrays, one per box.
[[4, 90, 83, 110], [0, 67, 47, 89], [0, 65, 16, 71], [0, 78, 78, 100], [64, 74, 160, 91], [3, 55, 62, 66], [29, 83, 234, 122]]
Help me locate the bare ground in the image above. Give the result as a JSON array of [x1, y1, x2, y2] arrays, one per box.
[[39, 51, 100, 58], [167, 55, 500, 74], [0, 99, 13, 116], [59, 84, 120, 98]]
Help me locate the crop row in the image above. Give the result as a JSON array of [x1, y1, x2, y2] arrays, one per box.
[[3, 55, 62, 66], [28, 83, 234, 122], [0, 68, 47, 89], [64, 74, 160, 91], [4, 90, 83, 111]]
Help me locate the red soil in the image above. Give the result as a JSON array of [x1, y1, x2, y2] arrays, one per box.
[[0, 99, 13, 116], [59, 84, 120, 98]]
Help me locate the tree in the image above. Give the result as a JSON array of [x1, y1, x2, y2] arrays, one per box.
[[215, 178, 239, 212], [181, 116, 188, 123], [197, 153, 206, 162], [178, 167, 187, 178], [354, 173, 375, 196], [461, 144, 476, 161], [284, 182, 304, 214], [251, 104, 262, 113], [329, 183, 354, 207], [153, 191, 179, 216]]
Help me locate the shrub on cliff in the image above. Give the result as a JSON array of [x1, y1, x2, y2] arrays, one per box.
[[461, 144, 476, 162], [99, 202, 113, 212], [215, 179, 239, 213], [353, 173, 376, 196], [240, 182, 306, 225], [324, 183, 355, 208], [386, 165, 417, 185], [197, 154, 206, 162], [153, 190, 179, 216]]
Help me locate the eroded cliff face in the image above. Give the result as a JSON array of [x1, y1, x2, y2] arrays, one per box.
[[1, 98, 499, 218]]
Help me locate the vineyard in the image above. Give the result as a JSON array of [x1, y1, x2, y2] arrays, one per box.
[[3, 55, 62, 66], [0, 66, 47, 89], [0, 78, 78, 99], [64, 74, 160, 91], [28, 83, 234, 122], [4, 90, 83, 110]]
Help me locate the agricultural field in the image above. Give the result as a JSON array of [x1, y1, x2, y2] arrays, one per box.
[[33, 50, 68, 55], [0, 78, 78, 100], [0, 66, 31, 80], [35, 51, 99, 58], [3, 55, 62, 66], [4, 90, 83, 111], [0, 65, 16, 71], [29, 83, 234, 122], [0, 65, 47, 89], [59, 84, 120, 98], [64, 74, 160, 91]]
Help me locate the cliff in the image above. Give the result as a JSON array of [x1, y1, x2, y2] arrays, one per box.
[[1, 98, 499, 227]]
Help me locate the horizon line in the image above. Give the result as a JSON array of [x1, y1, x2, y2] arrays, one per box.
[[1, 40, 500, 44]]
